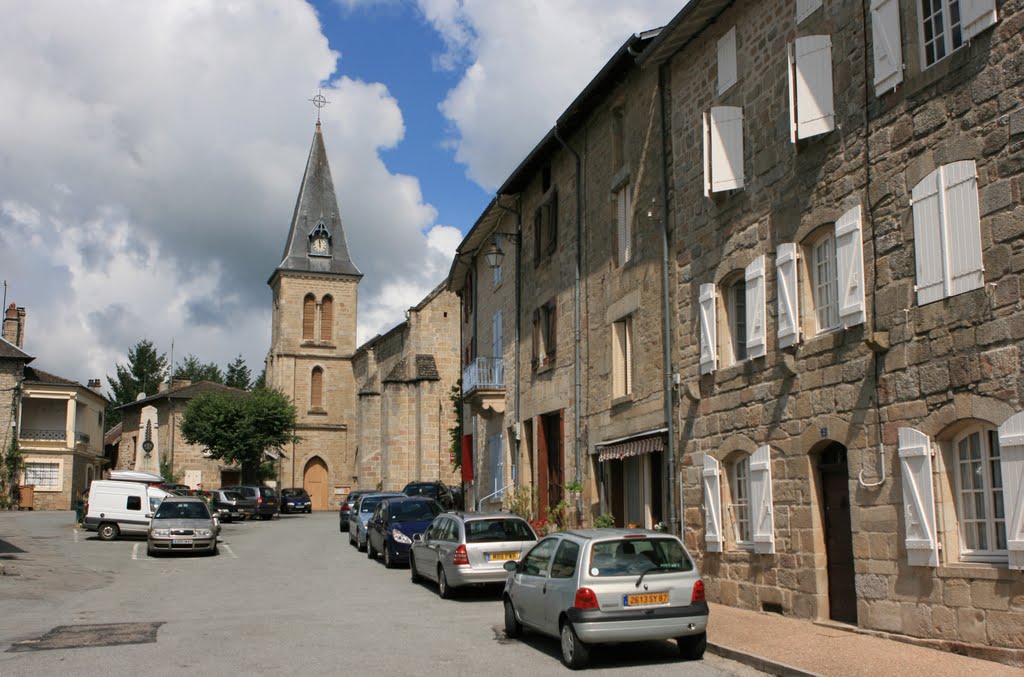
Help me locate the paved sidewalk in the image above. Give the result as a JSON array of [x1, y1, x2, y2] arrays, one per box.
[[706, 603, 1021, 677]]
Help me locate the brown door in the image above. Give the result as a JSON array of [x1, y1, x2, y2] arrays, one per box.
[[819, 444, 857, 624], [536, 416, 548, 512], [303, 457, 329, 512]]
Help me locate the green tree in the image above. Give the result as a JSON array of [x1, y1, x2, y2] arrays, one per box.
[[224, 354, 252, 390], [180, 388, 298, 482], [105, 339, 168, 429], [173, 354, 224, 384], [448, 380, 462, 470], [253, 367, 266, 390]]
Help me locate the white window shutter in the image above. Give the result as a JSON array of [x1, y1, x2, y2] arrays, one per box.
[[942, 161, 984, 297], [835, 205, 866, 328], [616, 184, 633, 266], [749, 445, 775, 554], [624, 318, 633, 395], [870, 0, 903, 95], [717, 27, 737, 94], [703, 455, 723, 553], [707, 106, 744, 193], [961, 0, 998, 40], [699, 283, 717, 375], [911, 167, 946, 305], [898, 428, 939, 567], [745, 255, 766, 358], [790, 35, 835, 141], [998, 412, 1024, 570], [776, 243, 801, 348], [796, 0, 822, 24], [702, 111, 712, 197]]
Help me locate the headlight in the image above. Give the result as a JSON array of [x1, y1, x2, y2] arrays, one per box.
[[194, 529, 213, 538], [151, 529, 171, 538], [392, 529, 412, 544]]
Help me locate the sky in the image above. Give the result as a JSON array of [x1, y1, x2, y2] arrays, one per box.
[[0, 0, 683, 393]]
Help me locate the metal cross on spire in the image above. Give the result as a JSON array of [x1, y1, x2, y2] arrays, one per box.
[[308, 89, 330, 123]]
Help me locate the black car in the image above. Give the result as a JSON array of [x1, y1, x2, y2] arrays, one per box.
[[366, 496, 444, 568], [401, 481, 455, 510], [221, 485, 279, 520], [280, 488, 312, 514], [208, 489, 256, 522]]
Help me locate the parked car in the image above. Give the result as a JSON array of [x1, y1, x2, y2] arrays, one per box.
[[339, 489, 372, 532], [449, 485, 465, 511], [147, 496, 218, 557], [280, 487, 312, 514], [410, 512, 537, 599], [82, 480, 169, 541], [401, 481, 455, 510], [502, 529, 708, 669], [209, 489, 256, 522], [348, 492, 401, 551], [160, 483, 191, 494], [221, 485, 278, 520], [366, 497, 444, 568]]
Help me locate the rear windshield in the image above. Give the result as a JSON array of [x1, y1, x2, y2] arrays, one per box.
[[222, 492, 244, 500], [344, 492, 365, 504], [588, 538, 693, 577], [389, 501, 443, 523], [465, 518, 536, 543], [403, 484, 438, 498], [360, 496, 385, 513], [259, 488, 276, 497], [154, 501, 210, 520]]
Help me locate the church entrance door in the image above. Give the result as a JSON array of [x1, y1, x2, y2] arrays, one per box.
[[304, 457, 329, 511]]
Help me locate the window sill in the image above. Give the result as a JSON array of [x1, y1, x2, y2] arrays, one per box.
[[307, 408, 328, 416], [533, 359, 556, 375], [301, 341, 336, 349], [611, 394, 634, 408], [936, 562, 1015, 581], [610, 166, 631, 192]]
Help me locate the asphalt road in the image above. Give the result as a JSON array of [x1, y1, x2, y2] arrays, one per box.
[[0, 511, 764, 676]]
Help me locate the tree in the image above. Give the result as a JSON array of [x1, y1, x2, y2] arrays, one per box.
[[448, 380, 462, 470], [105, 339, 168, 429], [173, 354, 224, 384], [253, 367, 266, 390], [180, 388, 298, 482], [224, 354, 252, 390]]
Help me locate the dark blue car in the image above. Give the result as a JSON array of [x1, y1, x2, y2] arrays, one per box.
[[366, 496, 444, 568], [279, 487, 312, 514]]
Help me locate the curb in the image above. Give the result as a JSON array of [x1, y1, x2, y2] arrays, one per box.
[[708, 642, 821, 677]]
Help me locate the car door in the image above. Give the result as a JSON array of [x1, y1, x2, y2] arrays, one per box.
[[437, 517, 460, 575], [369, 502, 386, 552], [417, 517, 444, 579], [543, 539, 582, 635], [509, 537, 559, 634]]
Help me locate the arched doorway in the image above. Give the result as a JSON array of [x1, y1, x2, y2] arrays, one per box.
[[817, 442, 857, 624], [303, 456, 329, 511]]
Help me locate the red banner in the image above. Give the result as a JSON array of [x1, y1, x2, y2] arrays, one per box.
[[461, 434, 473, 482]]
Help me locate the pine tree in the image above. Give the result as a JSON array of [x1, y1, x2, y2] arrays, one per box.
[[173, 354, 224, 384], [105, 339, 169, 429], [224, 354, 252, 390], [253, 367, 267, 390]]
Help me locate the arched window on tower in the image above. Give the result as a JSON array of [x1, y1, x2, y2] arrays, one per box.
[[303, 294, 316, 340], [310, 366, 323, 409], [320, 295, 333, 342]]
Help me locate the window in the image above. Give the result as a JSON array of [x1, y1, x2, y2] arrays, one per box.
[[724, 276, 747, 365], [954, 429, 1006, 561], [310, 367, 323, 409], [320, 295, 333, 342], [920, 0, 963, 66], [809, 230, 840, 333], [492, 310, 503, 360], [488, 431, 504, 499], [127, 495, 142, 511], [729, 456, 752, 547], [550, 540, 580, 579], [302, 294, 316, 340], [703, 106, 744, 196], [912, 161, 984, 305], [612, 316, 633, 399], [533, 190, 558, 264], [23, 461, 60, 490], [493, 258, 502, 287], [787, 35, 835, 142], [463, 271, 473, 321], [615, 183, 633, 266], [532, 300, 556, 370], [717, 27, 737, 94], [521, 538, 558, 576]]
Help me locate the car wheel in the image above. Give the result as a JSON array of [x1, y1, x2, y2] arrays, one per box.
[[147, 544, 157, 558], [677, 632, 707, 661], [367, 537, 377, 559], [384, 546, 395, 569], [410, 554, 421, 583], [349, 530, 355, 546], [358, 535, 367, 552], [438, 566, 453, 599], [97, 523, 119, 541], [560, 621, 590, 670], [503, 599, 522, 639], [306, 507, 312, 514], [210, 544, 219, 557]]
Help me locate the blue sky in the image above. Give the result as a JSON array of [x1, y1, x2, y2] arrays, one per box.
[[0, 0, 683, 389]]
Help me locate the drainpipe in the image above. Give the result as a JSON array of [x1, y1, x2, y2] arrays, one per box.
[[553, 127, 583, 522]]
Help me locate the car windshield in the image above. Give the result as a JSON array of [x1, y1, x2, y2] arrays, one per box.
[[282, 489, 307, 498], [154, 501, 210, 520], [389, 501, 442, 523], [403, 484, 437, 498], [344, 492, 364, 504], [465, 518, 536, 543], [360, 496, 386, 513], [222, 491, 244, 500], [589, 538, 693, 576]]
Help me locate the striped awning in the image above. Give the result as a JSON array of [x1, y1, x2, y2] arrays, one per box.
[[594, 428, 667, 463]]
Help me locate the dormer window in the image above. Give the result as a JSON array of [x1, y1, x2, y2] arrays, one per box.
[[308, 222, 331, 257]]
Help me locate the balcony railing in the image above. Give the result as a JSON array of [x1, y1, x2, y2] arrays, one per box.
[[20, 429, 67, 442], [462, 357, 505, 395]]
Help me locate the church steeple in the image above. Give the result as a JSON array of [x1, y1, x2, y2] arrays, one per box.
[[270, 122, 361, 283]]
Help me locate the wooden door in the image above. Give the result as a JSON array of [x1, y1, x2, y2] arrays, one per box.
[[303, 457, 329, 512], [819, 444, 857, 624]]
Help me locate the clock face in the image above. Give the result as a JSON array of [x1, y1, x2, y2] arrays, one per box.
[[311, 237, 328, 254]]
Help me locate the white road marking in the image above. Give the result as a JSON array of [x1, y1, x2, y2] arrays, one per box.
[[73, 528, 79, 542], [132, 543, 140, 560], [222, 543, 238, 559]]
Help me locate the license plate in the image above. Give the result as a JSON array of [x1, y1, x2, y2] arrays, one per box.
[[624, 592, 669, 606], [172, 539, 193, 545], [487, 551, 518, 561]]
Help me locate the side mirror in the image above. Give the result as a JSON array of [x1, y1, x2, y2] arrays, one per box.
[[503, 560, 517, 572], [145, 513, 154, 519], [412, 533, 423, 543]]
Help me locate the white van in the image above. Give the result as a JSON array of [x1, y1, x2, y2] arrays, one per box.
[[83, 480, 169, 541]]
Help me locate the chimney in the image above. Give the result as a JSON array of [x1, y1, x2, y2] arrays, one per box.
[[87, 379, 103, 394], [2, 303, 26, 349]]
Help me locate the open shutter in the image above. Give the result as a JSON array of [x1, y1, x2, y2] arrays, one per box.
[[749, 445, 775, 554], [703, 455, 723, 553], [625, 318, 633, 395], [531, 308, 540, 368], [898, 428, 939, 567], [943, 161, 984, 297], [835, 205, 866, 328], [707, 106, 744, 193], [961, 0, 998, 40], [702, 112, 711, 197], [745, 255, 766, 358], [547, 301, 557, 359], [997, 412, 1024, 570], [776, 244, 800, 348], [699, 283, 717, 375], [911, 167, 945, 305], [717, 27, 737, 94], [870, 0, 903, 95], [616, 184, 633, 265], [795, 0, 822, 23], [789, 36, 835, 141]]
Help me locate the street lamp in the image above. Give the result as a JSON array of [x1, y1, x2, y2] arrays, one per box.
[[483, 233, 518, 269]]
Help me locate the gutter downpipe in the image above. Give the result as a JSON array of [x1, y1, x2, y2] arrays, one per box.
[[657, 63, 678, 537], [553, 127, 583, 523]]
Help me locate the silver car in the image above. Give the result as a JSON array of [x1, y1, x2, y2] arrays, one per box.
[[347, 492, 401, 551], [502, 529, 708, 669], [146, 497, 218, 557], [409, 512, 536, 599]]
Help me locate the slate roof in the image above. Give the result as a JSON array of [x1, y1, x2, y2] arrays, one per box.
[[382, 354, 440, 384], [23, 366, 82, 388], [103, 421, 123, 447], [121, 381, 246, 410], [0, 336, 33, 362], [270, 122, 361, 284]]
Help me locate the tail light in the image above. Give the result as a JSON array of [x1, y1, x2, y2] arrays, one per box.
[[452, 544, 470, 566], [691, 580, 706, 604], [341, 503, 350, 511], [256, 495, 263, 506], [573, 588, 599, 610]]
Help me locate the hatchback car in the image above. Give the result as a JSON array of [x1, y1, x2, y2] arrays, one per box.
[[366, 497, 444, 568], [401, 481, 455, 510], [502, 529, 708, 669], [147, 496, 218, 556], [280, 487, 312, 514], [339, 489, 372, 532], [209, 489, 256, 522], [410, 512, 537, 599], [222, 485, 279, 520], [348, 492, 401, 550]]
